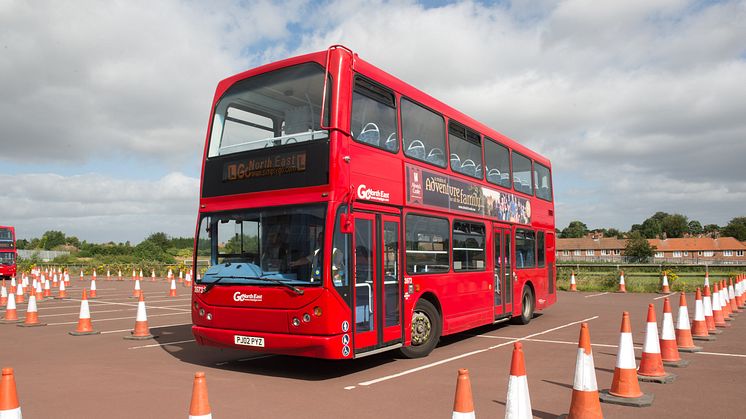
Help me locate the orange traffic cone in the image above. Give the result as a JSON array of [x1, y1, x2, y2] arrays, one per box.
[[107, 269, 111, 281], [178, 270, 184, 284], [727, 279, 739, 313], [451, 369, 475, 419], [151, 270, 156, 282], [139, 269, 144, 280], [738, 277, 745, 308], [599, 312, 653, 407], [505, 342, 532, 418], [69, 290, 99, 336], [56, 279, 67, 299], [0, 280, 7, 306], [80, 270, 84, 281], [659, 298, 687, 367], [34, 282, 43, 302], [0, 367, 22, 418], [118, 269, 123, 281], [132, 269, 137, 281], [711, 284, 729, 328], [169, 279, 177, 297], [687, 289, 711, 345], [18, 295, 46, 327], [131, 279, 141, 298], [14, 284, 23, 304], [617, 271, 626, 293], [124, 293, 156, 340], [43, 280, 52, 299], [660, 273, 670, 294], [189, 372, 212, 419], [1, 293, 20, 324], [702, 285, 720, 334], [569, 271, 577, 292], [704, 272, 710, 287], [719, 281, 732, 319], [563, 323, 603, 419], [638, 304, 676, 383], [90, 279, 97, 298]]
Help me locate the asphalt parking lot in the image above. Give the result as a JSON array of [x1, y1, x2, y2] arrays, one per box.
[[2, 277, 745, 418]]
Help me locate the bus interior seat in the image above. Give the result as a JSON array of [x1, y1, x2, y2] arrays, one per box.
[[475, 164, 482, 178], [384, 132, 398, 151], [460, 159, 476, 176], [358, 122, 380, 146], [406, 139, 426, 159], [500, 173, 510, 181], [450, 153, 460, 169], [426, 147, 444, 166], [487, 168, 501, 183]]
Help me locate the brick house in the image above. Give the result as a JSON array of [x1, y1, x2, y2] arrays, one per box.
[[557, 237, 746, 264]]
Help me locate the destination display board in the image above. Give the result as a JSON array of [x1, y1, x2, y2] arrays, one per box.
[[406, 164, 531, 224]]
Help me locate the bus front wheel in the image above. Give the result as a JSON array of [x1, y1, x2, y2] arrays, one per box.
[[513, 286, 535, 325], [399, 299, 441, 358]]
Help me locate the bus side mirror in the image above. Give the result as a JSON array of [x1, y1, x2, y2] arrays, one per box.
[[340, 213, 354, 234]]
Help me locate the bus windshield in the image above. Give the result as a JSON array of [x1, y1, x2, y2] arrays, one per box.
[[0, 252, 14, 265], [197, 204, 326, 286], [207, 63, 330, 157]]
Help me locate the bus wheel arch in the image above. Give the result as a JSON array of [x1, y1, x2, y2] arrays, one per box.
[[399, 293, 442, 358], [513, 282, 535, 325]]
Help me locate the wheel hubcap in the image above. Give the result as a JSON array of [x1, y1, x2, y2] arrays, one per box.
[[411, 311, 431, 346], [523, 294, 531, 317]]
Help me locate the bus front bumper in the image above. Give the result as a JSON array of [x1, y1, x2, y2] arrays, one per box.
[[192, 325, 350, 359]]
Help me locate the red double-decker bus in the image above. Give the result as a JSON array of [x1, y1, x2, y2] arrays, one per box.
[[192, 46, 556, 359], [0, 226, 17, 280]]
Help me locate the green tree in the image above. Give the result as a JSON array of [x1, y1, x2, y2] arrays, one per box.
[[640, 218, 662, 238], [661, 214, 688, 238], [604, 228, 624, 239], [722, 217, 746, 241], [144, 232, 170, 252], [561, 221, 589, 238], [703, 224, 721, 238], [15, 238, 29, 249], [688, 220, 703, 235], [40, 230, 66, 250], [625, 231, 655, 263]]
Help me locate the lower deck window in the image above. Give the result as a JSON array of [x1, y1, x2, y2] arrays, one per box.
[[405, 214, 449, 274]]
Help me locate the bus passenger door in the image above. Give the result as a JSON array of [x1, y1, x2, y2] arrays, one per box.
[[353, 212, 401, 353], [493, 225, 513, 319]]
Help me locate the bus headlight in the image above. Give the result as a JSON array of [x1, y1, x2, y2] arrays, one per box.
[[292, 317, 301, 327], [199, 308, 205, 317], [302, 313, 311, 323], [206, 313, 213, 321]]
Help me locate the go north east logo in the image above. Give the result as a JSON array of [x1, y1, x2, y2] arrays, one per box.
[[357, 184, 390, 202], [233, 292, 263, 302]]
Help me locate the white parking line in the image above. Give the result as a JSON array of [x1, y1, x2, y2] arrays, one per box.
[[585, 292, 609, 298], [68, 298, 191, 312], [46, 312, 188, 326], [354, 316, 599, 388], [695, 351, 746, 358], [653, 292, 677, 300], [100, 322, 193, 334], [128, 339, 196, 349]]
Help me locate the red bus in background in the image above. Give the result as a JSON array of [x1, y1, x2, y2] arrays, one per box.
[[0, 226, 17, 280], [192, 46, 556, 360]]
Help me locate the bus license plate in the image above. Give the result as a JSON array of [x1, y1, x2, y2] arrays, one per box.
[[234, 335, 265, 347]]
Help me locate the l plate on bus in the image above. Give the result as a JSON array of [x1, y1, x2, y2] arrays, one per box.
[[234, 335, 265, 347]]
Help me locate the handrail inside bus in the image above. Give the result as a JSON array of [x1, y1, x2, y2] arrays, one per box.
[[320, 44, 352, 137]]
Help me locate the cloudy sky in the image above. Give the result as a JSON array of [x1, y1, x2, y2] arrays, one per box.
[[1, 0, 745, 243]]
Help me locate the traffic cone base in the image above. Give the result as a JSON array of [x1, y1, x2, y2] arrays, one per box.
[[637, 372, 676, 384], [677, 344, 704, 352], [124, 293, 156, 340], [69, 329, 101, 336], [123, 331, 156, 340], [662, 359, 689, 368], [599, 389, 654, 407]]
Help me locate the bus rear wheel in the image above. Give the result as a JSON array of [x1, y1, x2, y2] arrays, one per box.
[[513, 286, 534, 325], [399, 299, 441, 359]]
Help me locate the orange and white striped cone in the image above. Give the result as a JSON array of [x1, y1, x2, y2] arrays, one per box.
[[451, 369, 475, 419], [704, 272, 710, 287], [92, 269, 97, 281], [18, 295, 46, 327], [189, 372, 212, 419], [132, 269, 137, 281], [719, 281, 732, 320], [69, 289, 100, 336], [505, 342, 532, 418], [169, 279, 177, 297], [0, 280, 7, 306], [9, 277, 16, 294], [702, 285, 720, 334], [563, 323, 603, 419], [599, 312, 654, 407], [168, 269, 173, 281], [659, 298, 687, 367], [1, 293, 20, 324], [118, 269, 123, 281], [151, 270, 156, 282], [637, 304, 676, 383], [139, 269, 144, 280], [34, 282, 43, 302], [688, 289, 712, 344], [711, 284, 729, 328], [14, 284, 23, 304], [727, 279, 739, 313], [737, 277, 745, 308], [569, 271, 577, 292], [43, 280, 52, 299], [106, 269, 111, 281], [178, 270, 184, 284], [80, 270, 84, 281], [124, 293, 156, 340], [64, 272, 70, 286], [0, 367, 22, 419], [56, 279, 68, 299], [659, 273, 670, 294], [90, 279, 97, 298], [51, 274, 58, 287], [617, 271, 626, 293], [131, 279, 141, 298]]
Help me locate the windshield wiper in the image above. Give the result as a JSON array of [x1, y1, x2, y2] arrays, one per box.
[[257, 275, 304, 295], [202, 274, 304, 295]]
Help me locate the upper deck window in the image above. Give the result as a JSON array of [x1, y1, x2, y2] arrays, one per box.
[[484, 138, 511, 189], [0, 228, 12, 241], [351, 77, 398, 153], [208, 63, 330, 157], [534, 162, 552, 201], [448, 122, 483, 179], [401, 99, 446, 168], [512, 152, 533, 196]]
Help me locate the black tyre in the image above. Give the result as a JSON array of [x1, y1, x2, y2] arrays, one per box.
[[513, 286, 535, 325], [399, 299, 441, 358]]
